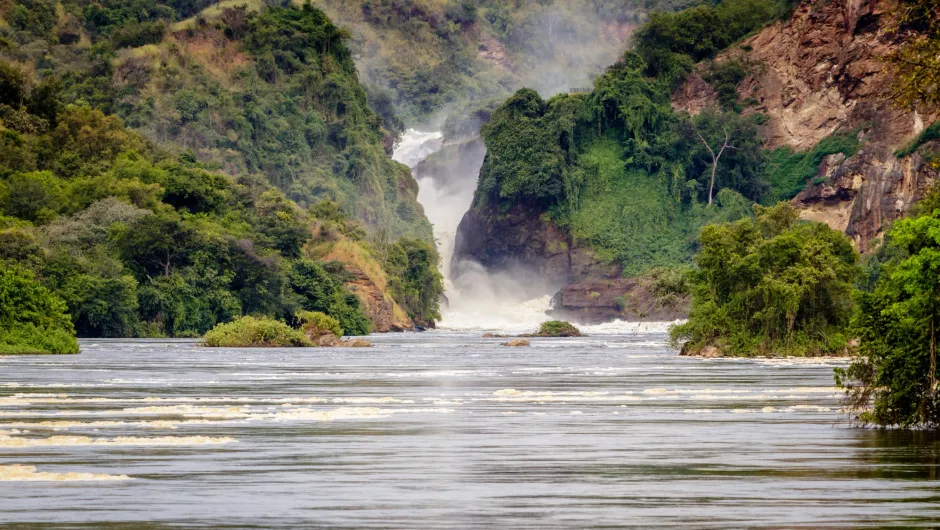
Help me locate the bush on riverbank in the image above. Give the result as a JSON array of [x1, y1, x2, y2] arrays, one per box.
[[836, 188, 940, 428], [670, 203, 859, 357], [298, 311, 342, 339], [202, 317, 312, 348], [0, 266, 79, 355], [532, 321, 583, 337]]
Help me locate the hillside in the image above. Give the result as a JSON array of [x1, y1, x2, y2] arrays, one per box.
[[0, 1, 442, 338], [453, 0, 938, 321], [1, 0, 431, 240], [674, 0, 939, 251], [314, 0, 699, 125]]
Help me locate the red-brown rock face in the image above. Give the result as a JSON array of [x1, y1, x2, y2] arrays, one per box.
[[674, 0, 938, 250]]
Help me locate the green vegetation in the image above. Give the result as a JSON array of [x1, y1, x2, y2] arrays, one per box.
[[0, 2, 443, 338], [0, 265, 79, 354], [837, 188, 940, 428], [473, 52, 764, 275], [670, 203, 859, 357], [895, 121, 940, 158], [383, 238, 444, 327], [887, 0, 940, 109], [633, 0, 780, 83], [762, 129, 862, 203], [202, 316, 312, 348], [298, 310, 342, 338], [532, 320, 583, 337], [1, 1, 430, 239]]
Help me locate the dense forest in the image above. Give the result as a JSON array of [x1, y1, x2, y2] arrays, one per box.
[[0, 0, 443, 352]]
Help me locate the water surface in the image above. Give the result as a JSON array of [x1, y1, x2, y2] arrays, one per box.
[[1, 332, 938, 528]]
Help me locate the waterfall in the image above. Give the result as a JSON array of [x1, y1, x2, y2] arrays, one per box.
[[393, 129, 555, 332]]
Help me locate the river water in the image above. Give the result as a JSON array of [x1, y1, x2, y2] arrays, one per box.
[[2, 332, 939, 528]]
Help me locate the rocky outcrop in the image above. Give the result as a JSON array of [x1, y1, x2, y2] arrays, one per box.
[[548, 278, 690, 325], [453, 203, 620, 294], [319, 241, 414, 333], [794, 143, 939, 251], [674, 0, 938, 250]]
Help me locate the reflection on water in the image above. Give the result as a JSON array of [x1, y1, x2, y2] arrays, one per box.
[[1, 333, 938, 528]]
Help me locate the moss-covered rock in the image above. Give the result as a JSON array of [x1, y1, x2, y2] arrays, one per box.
[[531, 320, 583, 337]]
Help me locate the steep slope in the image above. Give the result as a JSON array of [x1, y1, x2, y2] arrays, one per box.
[[1, 0, 432, 241], [453, 0, 939, 323], [674, 0, 939, 250], [0, 1, 442, 336]]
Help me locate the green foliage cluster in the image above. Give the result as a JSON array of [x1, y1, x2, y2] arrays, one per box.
[[703, 58, 749, 111], [298, 310, 342, 338], [837, 187, 940, 428], [0, 264, 79, 354], [633, 0, 780, 84], [761, 129, 861, 203], [473, 52, 765, 275], [383, 238, 444, 327], [895, 121, 940, 158], [670, 203, 859, 357], [533, 320, 583, 337], [203, 315, 312, 348]]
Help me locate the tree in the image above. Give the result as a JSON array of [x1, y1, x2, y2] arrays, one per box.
[[116, 213, 195, 279], [694, 121, 736, 205], [838, 190, 940, 427], [0, 264, 79, 354], [679, 108, 766, 204], [670, 202, 859, 356]]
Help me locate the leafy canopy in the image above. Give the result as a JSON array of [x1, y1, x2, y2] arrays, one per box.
[[670, 203, 859, 357]]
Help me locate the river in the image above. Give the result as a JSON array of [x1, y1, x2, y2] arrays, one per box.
[[2, 332, 939, 528]]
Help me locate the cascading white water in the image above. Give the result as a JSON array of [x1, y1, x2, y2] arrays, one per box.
[[394, 129, 671, 334], [393, 129, 556, 332]]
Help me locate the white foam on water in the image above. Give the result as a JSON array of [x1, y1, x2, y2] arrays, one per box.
[[0, 434, 237, 447], [331, 397, 415, 404], [0, 464, 131, 482]]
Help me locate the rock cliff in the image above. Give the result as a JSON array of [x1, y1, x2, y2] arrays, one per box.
[[548, 278, 690, 325], [453, 203, 620, 296], [675, 0, 938, 250]]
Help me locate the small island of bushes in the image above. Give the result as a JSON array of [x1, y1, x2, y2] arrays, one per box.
[[201, 311, 370, 348], [670, 203, 857, 357], [530, 321, 584, 338]]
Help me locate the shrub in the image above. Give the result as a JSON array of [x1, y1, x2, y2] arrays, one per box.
[[0, 265, 79, 354], [202, 316, 312, 348], [761, 129, 861, 203], [533, 320, 583, 337], [297, 311, 342, 338]]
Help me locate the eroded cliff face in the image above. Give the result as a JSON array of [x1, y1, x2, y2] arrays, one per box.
[[675, 0, 938, 250]]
